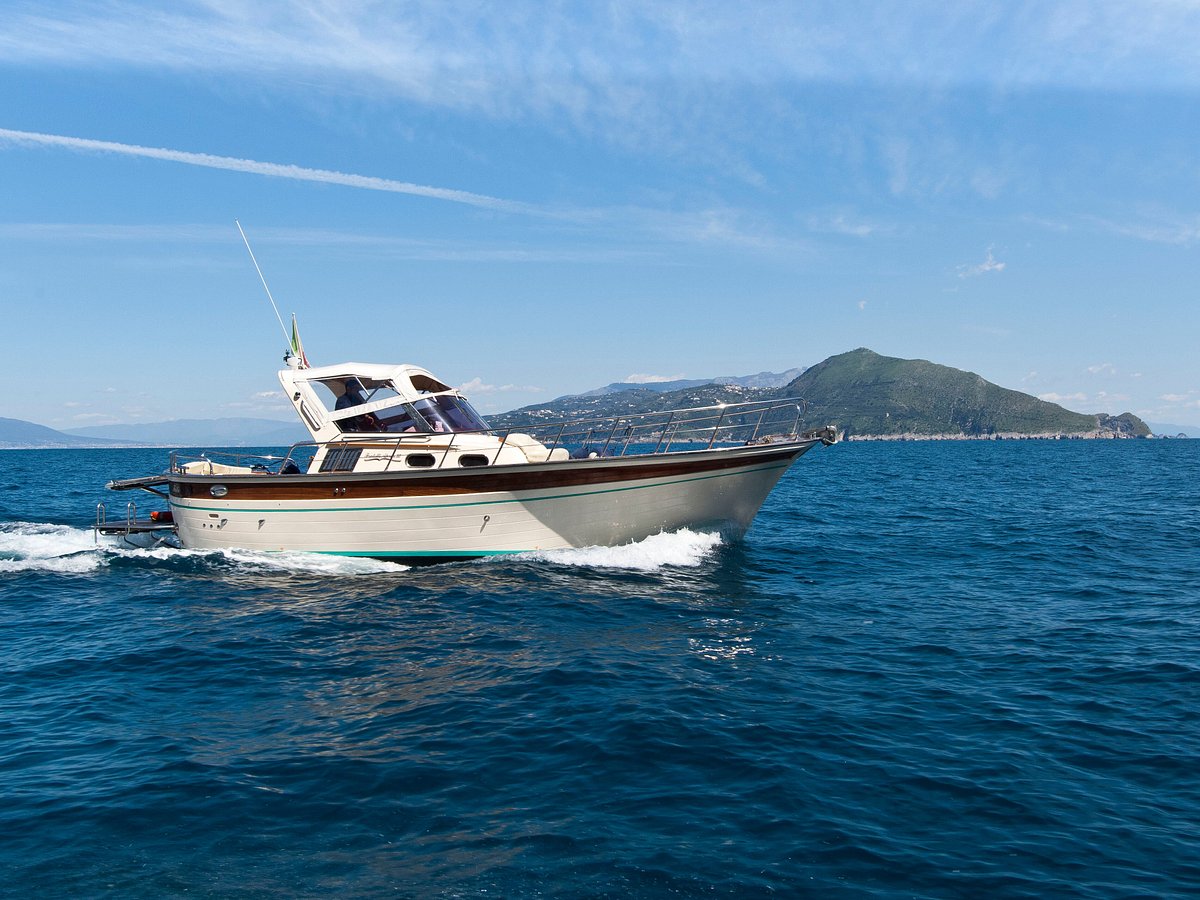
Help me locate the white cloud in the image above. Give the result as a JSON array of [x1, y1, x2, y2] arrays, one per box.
[[1155, 390, 1200, 411], [0, 221, 662, 264], [1034, 214, 1200, 246], [957, 247, 1006, 278], [0, 128, 527, 212], [1039, 392, 1088, 404], [635, 207, 807, 254], [0, 135, 806, 255], [2, 0, 1200, 191], [807, 213, 880, 237], [1021, 370, 1038, 382], [969, 167, 1008, 200], [457, 377, 543, 394], [0, 222, 229, 242], [1087, 362, 1116, 375], [4, 2, 1200, 94], [1022, 215, 1072, 233], [624, 373, 688, 384], [1091, 214, 1200, 246], [857, 300, 868, 311]]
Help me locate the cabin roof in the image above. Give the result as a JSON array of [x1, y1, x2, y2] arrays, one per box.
[[279, 362, 453, 401]]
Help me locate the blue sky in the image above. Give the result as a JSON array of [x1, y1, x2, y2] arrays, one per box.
[[1, 1, 1198, 429]]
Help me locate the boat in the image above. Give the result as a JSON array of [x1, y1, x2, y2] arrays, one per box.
[[100, 354, 836, 563]]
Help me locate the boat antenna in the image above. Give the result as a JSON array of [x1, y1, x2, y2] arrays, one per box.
[[235, 219, 292, 353]]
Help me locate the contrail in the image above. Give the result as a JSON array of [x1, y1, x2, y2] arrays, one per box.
[[0, 127, 529, 213]]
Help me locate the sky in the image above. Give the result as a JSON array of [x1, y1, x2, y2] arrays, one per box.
[[1, 0, 1198, 429]]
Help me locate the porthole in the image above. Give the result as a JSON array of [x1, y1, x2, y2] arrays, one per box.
[[210, 485, 228, 498], [406, 453, 436, 468], [459, 454, 489, 468]]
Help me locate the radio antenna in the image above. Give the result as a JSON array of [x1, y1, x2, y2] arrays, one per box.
[[235, 219, 291, 348]]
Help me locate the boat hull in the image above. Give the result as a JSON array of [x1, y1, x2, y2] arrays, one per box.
[[167, 442, 815, 561]]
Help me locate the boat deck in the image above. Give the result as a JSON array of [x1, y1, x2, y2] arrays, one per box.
[[94, 496, 177, 546], [94, 519, 178, 537]]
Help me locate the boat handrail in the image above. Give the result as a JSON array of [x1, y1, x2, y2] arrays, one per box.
[[166, 449, 297, 475], [167, 397, 822, 475]]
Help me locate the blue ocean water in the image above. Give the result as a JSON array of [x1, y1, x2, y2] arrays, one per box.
[[1, 441, 1198, 898]]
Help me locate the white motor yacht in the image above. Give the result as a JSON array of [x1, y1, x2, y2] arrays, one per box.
[[102, 356, 835, 562]]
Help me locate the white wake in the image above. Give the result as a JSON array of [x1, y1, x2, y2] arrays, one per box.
[[0, 522, 407, 576], [525, 528, 724, 571], [0, 522, 105, 574]]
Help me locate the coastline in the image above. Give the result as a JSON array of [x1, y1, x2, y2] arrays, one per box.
[[843, 430, 1152, 441]]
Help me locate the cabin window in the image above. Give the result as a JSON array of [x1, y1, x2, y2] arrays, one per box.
[[312, 376, 402, 413], [458, 454, 489, 468], [406, 453, 436, 468], [409, 373, 453, 393], [335, 413, 383, 433], [330, 401, 421, 434], [319, 448, 362, 472], [376, 405, 423, 433], [412, 395, 490, 433], [300, 374, 488, 436]]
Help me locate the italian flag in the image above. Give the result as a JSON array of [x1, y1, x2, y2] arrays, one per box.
[[290, 314, 310, 368]]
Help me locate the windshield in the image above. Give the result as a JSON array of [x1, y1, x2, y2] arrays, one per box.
[[332, 394, 488, 434], [412, 395, 490, 433]]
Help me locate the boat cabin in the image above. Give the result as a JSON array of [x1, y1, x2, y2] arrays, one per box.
[[272, 361, 567, 473], [280, 362, 489, 441]]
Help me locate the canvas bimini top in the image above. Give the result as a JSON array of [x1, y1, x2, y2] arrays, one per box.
[[278, 360, 491, 442]]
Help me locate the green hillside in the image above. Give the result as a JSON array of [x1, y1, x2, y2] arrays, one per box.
[[783, 348, 1141, 437], [494, 348, 1150, 439]]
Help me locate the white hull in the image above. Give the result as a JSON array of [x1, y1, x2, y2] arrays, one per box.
[[169, 445, 811, 560]]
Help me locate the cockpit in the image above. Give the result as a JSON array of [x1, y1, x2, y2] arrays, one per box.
[[309, 372, 490, 436]]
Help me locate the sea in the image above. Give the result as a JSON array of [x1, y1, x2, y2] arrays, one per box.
[[1, 441, 1197, 899]]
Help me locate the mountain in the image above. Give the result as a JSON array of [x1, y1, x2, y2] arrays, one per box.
[[2, 415, 305, 449], [493, 349, 1150, 439], [1148, 422, 1197, 438], [63, 418, 307, 447], [782, 349, 1149, 438], [0, 417, 132, 449], [576, 368, 804, 398]]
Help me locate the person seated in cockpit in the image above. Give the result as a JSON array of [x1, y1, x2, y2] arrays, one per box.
[[336, 378, 379, 431], [336, 379, 366, 409]]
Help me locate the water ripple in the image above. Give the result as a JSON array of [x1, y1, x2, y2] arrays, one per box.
[[1, 441, 1199, 896]]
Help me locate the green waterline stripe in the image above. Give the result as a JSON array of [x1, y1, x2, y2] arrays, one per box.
[[171, 460, 792, 515]]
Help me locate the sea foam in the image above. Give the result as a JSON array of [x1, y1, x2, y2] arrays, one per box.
[[0, 522, 105, 574], [526, 528, 723, 571], [111, 544, 410, 575]]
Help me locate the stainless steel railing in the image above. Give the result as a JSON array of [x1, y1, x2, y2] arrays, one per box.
[[168, 398, 817, 474]]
